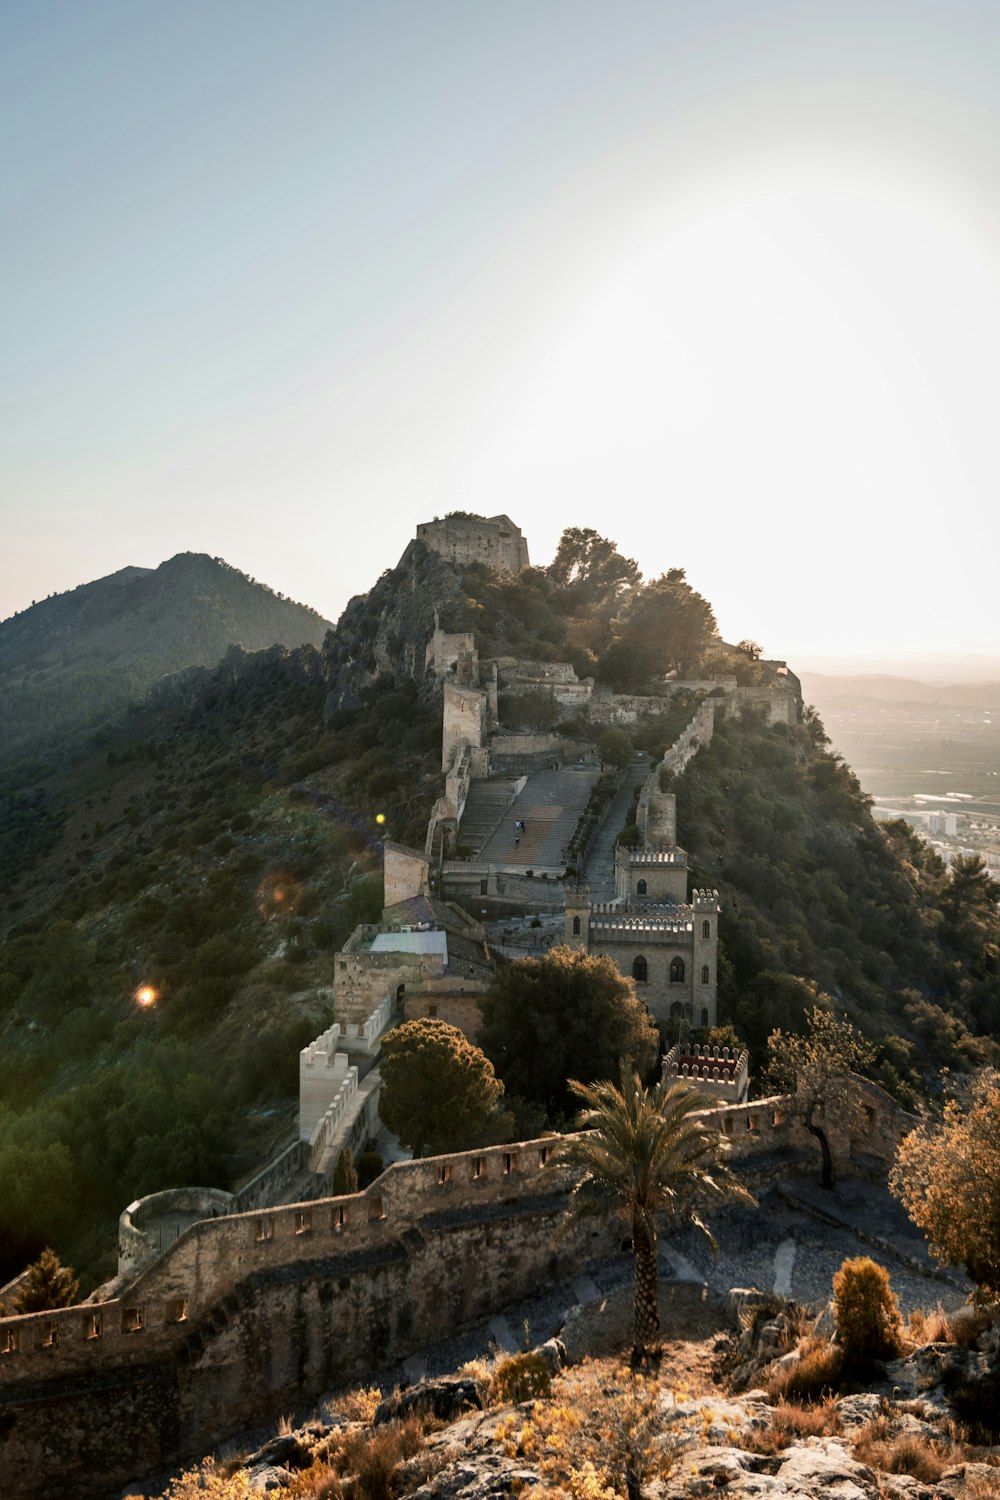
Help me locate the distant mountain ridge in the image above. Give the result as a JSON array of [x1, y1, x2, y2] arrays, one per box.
[[0, 552, 334, 762]]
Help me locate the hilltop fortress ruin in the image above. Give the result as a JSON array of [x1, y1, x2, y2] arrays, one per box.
[[0, 516, 834, 1500]]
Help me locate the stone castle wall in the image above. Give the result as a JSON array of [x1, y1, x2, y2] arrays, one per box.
[[416, 515, 529, 573], [0, 1081, 912, 1500]]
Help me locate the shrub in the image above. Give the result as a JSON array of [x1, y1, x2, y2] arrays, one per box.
[[767, 1338, 845, 1401], [743, 1398, 842, 1454], [852, 1416, 954, 1484], [832, 1257, 903, 1363], [487, 1351, 552, 1405]]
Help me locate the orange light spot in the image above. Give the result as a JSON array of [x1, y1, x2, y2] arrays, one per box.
[[134, 985, 157, 1008], [273, 888, 285, 902]]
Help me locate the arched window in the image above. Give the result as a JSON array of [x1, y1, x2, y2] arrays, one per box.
[[702, 919, 711, 939], [572, 915, 581, 936], [636, 879, 647, 896], [669, 957, 685, 983], [632, 955, 648, 983], [669, 1001, 683, 1020], [700, 1007, 709, 1027], [701, 964, 710, 984]]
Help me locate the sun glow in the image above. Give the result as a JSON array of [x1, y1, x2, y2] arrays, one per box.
[[459, 169, 1000, 656]]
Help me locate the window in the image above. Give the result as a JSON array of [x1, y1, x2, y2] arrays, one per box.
[[255, 1217, 274, 1243], [632, 955, 648, 983], [702, 919, 711, 939], [669, 957, 685, 983], [333, 1204, 349, 1230], [701, 965, 710, 984], [438, 1164, 453, 1184], [124, 1307, 145, 1334], [41, 1322, 58, 1348], [84, 1313, 102, 1340], [670, 1001, 683, 1020], [636, 879, 647, 895], [700, 1007, 709, 1027], [472, 1156, 486, 1179], [480, 880, 488, 896], [572, 915, 581, 936], [166, 1299, 188, 1323], [503, 1152, 517, 1175], [1, 1328, 19, 1354], [294, 1210, 312, 1235], [539, 1146, 550, 1166], [428, 1004, 438, 1018], [368, 1196, 386, 1222]]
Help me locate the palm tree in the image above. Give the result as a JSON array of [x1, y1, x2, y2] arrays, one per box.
[[554, 1063, 756, 1364]]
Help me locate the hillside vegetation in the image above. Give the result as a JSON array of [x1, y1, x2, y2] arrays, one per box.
[[1, 523, 998, 1289], [0, 552, 333, 762], [0, 645, 440, 1286]]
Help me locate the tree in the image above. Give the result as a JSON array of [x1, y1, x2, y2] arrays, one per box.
[[600, 569, 718, 688], [736, 639, 763, 661], [765, 1005, 875, 1190], [331, 1146, 358, 1195], [597, 728, 633, 769], [889, 1070, 1000, 1296], [378, 1019, 504, 1156], [11, 1248, 79, 1313], [554, 1064, 755, 1364], [547, 527, 642, 608], [478, 946, 659, 1119]]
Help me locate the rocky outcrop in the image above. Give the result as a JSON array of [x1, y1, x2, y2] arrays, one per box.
[[322, 541, 468, 712]]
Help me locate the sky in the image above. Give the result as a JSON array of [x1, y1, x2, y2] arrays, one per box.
[[2, 0, 1000, 671]]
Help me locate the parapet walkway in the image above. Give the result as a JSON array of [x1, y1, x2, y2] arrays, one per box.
[[476, 766, 599, 870]]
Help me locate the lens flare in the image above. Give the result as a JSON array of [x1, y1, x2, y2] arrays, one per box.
[[375, 813, 386, 826]]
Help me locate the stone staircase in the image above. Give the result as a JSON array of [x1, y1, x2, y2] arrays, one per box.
[[477, 766, 599, 870], [456, 779, 520, 855], [582, 759, 646, 900]]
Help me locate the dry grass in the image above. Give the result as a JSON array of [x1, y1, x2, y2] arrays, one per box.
[[766, 1338, 845, 1402], [853, 1421, 953, 1485], [742, 1398, 842, 1455], [334, 1386, 383, 1423], [907, 1300, 996, 1350]]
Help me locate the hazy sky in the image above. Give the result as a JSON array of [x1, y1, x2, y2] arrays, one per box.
[[3, 0, 1000, 667]]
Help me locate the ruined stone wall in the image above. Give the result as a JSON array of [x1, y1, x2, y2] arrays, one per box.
[[442, 680, 488, 771], [333, 946, 443, 1027], [383, 842, 430, 907], [416, 515, 529, 573]]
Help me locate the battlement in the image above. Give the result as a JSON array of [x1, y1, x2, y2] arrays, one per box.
[[663, 1044, 750, 1104]]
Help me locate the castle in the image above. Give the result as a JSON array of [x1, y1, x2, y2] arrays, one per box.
[[0, 515, 821, 1499]]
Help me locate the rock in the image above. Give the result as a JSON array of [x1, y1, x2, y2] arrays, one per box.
[[812, 1299, 837, 1341], [776, 1437, 879, 1498], [246, 1462, 292, 1492], [835, 1393, 886, 1428], [533, 1337, 567, 1374], [244, 1433, 316, 1472], [374, 1376, 485, 1426], [408, 1453, 540, 1500]]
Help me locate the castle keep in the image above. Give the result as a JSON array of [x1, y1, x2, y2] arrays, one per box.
[[416, 513, 530, 572]]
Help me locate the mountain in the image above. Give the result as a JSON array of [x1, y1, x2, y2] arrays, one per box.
[[0, 552, 334, 763], [800, 671, 1000, 710]]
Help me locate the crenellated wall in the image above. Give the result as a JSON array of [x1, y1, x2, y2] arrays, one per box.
[[0, 1079, 911, 1500]]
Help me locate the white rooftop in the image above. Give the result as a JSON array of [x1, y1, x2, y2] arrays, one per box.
[[370, 931, 448, 961]]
